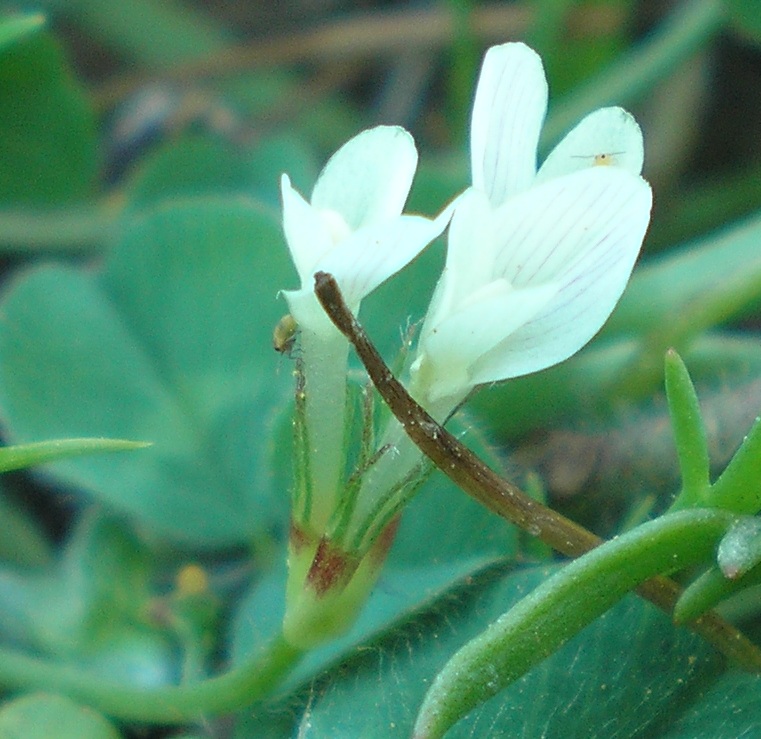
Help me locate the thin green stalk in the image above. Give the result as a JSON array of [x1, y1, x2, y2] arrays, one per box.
[[648, 161, 761, 250], [676, 561, 761, 624], [542, 0, 724, 148], [0, 635, 302, 723], [413, 509, 747, 739]]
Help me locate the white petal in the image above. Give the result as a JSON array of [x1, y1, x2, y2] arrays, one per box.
[[318, 213, 447, 310], [311, 126, 418, 231], [415, 279, 555, 402], [490, 167, 648, 286], [281, 174, 333, 285], [470, 43, 548, 206], [470, 170, 652, 383], [423, 188, 494, 334], [283, 286, 337, 337], [536, 107, 644, 183]]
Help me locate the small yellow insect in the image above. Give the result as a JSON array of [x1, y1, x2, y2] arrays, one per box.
[[572, 151, 624, 167], [593, 152, 618, 166], [273, 314, 298, 354]]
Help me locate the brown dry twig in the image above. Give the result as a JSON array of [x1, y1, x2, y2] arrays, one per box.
[[314, 270, 761, 672]]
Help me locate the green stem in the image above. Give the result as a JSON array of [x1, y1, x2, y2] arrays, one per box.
[[542, 0, 724, 149], [413, 509, 753, 739], [674, 562, 761, 624], [0, 635, 302, 723]]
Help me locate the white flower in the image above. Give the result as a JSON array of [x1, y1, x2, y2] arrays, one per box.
[[281, 125, 446, 333], [410, 43, 653, 407]]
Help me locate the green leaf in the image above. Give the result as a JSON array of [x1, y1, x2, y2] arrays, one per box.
[[414, 509, 735, 737], [709, 413, 761, 515], [125, 135, 259, 208], [254, 566, 750, 738], [0, 13, 45, 51], [540, 0, 723, 147], [0, 692, 120, 739], [55, 0, 229, 68], [0, 438, 149, 474], [606, 210, 761, 339], [664, 350, 710, 507], [657, 669, 761, 737], [0, 198, 294, 546], [0, 32, 97, 205], [125, 132, 318, 212], [472, 330, 761, 441]]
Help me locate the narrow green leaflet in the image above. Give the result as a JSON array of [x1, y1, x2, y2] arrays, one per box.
[[674, 562, 761, 624], [0, 438, 148, 474], [606, 211, 761, 338], [0, 198, 295, 546], [414, 509, 738, 738], [664, 350, 710, 508], [709, 412, 761, 514]]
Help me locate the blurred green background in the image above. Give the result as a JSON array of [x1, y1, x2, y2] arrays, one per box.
[[2, 1, 761, 736]]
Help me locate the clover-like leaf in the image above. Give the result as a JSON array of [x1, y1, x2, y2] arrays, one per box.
[[0, 198, 294, 546]]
